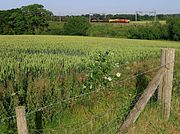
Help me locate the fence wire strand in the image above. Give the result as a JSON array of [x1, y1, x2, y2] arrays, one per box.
[[29, 103, 126, 134], [0, 61, 175, 123], [26, 62, 170, 116], [0, 60, 177, 134]]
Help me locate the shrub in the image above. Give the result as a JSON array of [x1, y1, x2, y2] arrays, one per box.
[[87, 25, 110, 37], [127, 22, 168, 40], [47, 22, 64, 35], [63, 17, 91, 36], [167, 17, 180, 41], [87, 24, 129, 38]]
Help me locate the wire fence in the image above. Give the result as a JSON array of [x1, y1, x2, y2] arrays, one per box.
[[0, 51, 180, 134], [0, 62, 162, 121]]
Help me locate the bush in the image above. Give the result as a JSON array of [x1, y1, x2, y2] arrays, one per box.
[[167, 17, 180, 41], [87, 25, 110, 37], [63, 17, 91, 36], [46, 22, 64, 35], [87, 24, 129, 38], [127, 22, 169, 40]]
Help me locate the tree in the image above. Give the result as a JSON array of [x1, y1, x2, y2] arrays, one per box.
[[167, 17, 180, 41], [0, 4, 53, 35], [0, 10, 8, 34], [21, 4, 53, 34], [8, 8, 28, 34], [63, 17, 91, 36]]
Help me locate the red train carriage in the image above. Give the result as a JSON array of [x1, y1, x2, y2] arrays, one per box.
[[109, 19, 130, 23]]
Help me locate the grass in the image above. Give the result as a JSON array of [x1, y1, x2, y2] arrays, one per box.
[[128, 97, 180, 134], [0, 35, 179, 133], [127, 54, 180, 134], [1, 35, 180, 48], [47, 20, 166, 37], [131, 20, 166, 25]]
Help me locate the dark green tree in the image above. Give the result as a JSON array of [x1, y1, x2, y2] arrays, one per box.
[[0, 4, 53, 35], [0, 10, 16, 34], [21, 4, 53, 34], [8, 8, 28, 34], [167, 17, 180, 41], [63, 17, 91, 36]]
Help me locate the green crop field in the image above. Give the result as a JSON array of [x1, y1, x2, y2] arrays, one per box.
[[0, 35, 179, 134]]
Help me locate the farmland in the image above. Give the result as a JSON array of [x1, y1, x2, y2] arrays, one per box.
[[0, 35, 180, 133]]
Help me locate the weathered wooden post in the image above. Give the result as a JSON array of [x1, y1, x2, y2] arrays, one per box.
[[119, 68, 165, 133], [158, 49, 166, 102], [16, 106, 28, 134], [158, 48, 175, 120]]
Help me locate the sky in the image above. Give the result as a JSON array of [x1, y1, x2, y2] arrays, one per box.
[[0, 0, 180, 15]]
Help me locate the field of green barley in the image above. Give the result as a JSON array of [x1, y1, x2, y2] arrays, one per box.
[[0, 35, 179, 134]]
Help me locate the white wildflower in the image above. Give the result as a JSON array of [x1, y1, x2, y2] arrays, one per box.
[[111, 52, 114, 56], [107, 77, 112, 81], [83, 85, 86, 89], [11, 92, 16, 96], [116, 73, 121, 78], [115, 63, 120, 68], [90, 85, 93, 89]]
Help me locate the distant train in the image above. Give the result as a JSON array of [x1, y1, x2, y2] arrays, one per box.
[[109, 19, 130, 23], [91, 18, 130, 23]]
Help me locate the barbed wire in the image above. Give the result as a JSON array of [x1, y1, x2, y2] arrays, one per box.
[[25, 90, 97, 116], [104, 124, 119, 134], [0, 60, 176, 124], [92, 113, 122, 134], [28, 96, 169, 134], [25, 64, 163, 116], [175, 61, 180, 63], [0, 90, 27, 124], [71, 104, 122, 133], [28, 102, 128, 134]]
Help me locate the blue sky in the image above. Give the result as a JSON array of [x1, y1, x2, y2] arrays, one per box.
[[0, 0, 180, 15]]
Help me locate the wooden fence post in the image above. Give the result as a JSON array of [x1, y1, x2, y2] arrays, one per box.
[[158, 49, 166, 102], [158, 48, 175, 120], [119, 68, 166, 133], [16, 106, 28, 134]]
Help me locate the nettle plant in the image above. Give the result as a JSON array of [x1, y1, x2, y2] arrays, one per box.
[[81, 51, 121, 93]]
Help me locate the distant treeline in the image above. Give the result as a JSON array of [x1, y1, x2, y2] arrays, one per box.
[[0, 4, 52, 35], [53, 14, 180, 22], [49, 16, 180, 41], [128, 18, 180, 41], [0, 4, 180, 41]]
